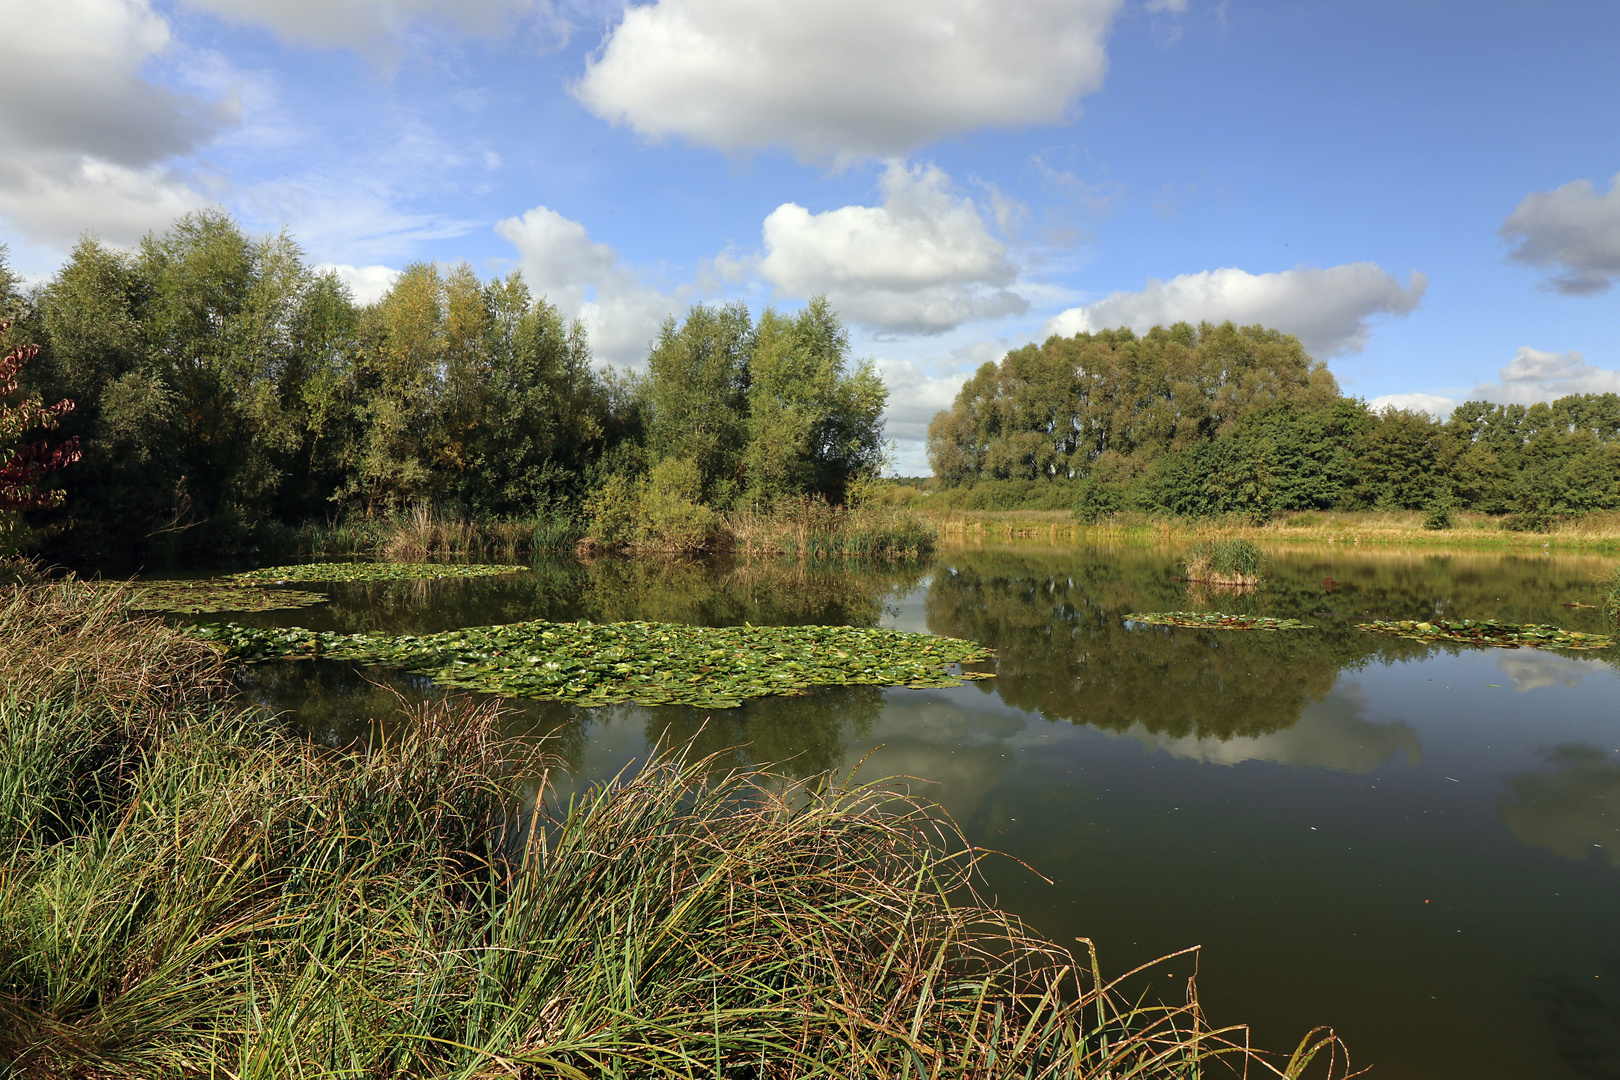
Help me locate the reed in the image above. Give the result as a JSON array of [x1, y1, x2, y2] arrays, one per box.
[[0, 578, 1349, 1078], [1602, 563, 1620, 623], [1183, 537, 1264, 587], [269, 506, 587, 562], [728, 497, 937, 560]]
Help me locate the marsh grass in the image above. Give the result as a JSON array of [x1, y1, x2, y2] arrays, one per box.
[[271, 505, 586, 563], [1602, 564, 1620, 623], [928, 508, 1620, 552], [728, 497, 937, 560], [0, 577, 1350, 1078], [1183, 538, 1264, 587]]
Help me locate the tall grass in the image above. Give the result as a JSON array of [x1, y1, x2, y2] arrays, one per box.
[[1183, 537, 1264, 587], [728, 497, 937, 560], [0, 574, 1348, 1078], [264, 505, 585, 563], [1602, 563, 1620, 623]]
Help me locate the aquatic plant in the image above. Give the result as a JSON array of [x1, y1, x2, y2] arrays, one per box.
[[1356, 618, 1612, 652], [1183, 537, 1264, 586], [1125, 612, 1314, 631], [1603, 564, 1620, 623], [101, 578, 329, 613], [0, 578, 1352, 1078], [191, 618, 997, 708], [231, 562, 524, 583]]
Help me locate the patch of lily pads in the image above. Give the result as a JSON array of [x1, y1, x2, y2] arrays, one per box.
[[190, 619, 997, 708], [1356, 619, 1613, 652], [101, 579, 329, 614], [231, 563, 525, 584], [1124, 612, 1315, 631]]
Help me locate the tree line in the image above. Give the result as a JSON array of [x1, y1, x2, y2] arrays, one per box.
[[926, 322, 1620, 525], [0, 212, 887, 558]]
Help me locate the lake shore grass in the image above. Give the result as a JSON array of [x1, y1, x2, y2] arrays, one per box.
[[0, 572, 1344, 1078], [924, 508, 1620, 553]]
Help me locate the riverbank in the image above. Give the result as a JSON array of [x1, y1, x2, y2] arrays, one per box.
[[0, 573, 1338, 1078], [926, 508, 1620, 553]]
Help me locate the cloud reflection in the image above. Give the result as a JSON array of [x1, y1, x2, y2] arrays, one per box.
[[1498, 745, 1620, 869], [1124, 683, 1422, 773], [1495, 650, 1607, 693]]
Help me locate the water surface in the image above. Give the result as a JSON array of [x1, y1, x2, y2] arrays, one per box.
[[194, 545, 1620, 1079]]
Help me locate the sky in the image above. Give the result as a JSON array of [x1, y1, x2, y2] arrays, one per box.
[[2, 0, 1618, 474]]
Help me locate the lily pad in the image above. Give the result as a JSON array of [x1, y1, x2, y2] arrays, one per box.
[[1124, 612, 1315, 631], [1357, 619, 1613, 652], [231, 563, 525, 584], [99, 579, 329, 614], [190, 619, 996, 709]]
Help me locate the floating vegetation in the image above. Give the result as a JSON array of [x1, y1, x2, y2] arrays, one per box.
[[230, 562, 525, 584], [1124, 611, 1315, 631], [1357, 619, 1614, 652], [99, 579, 329, 614], [191, 619, 996, 708]]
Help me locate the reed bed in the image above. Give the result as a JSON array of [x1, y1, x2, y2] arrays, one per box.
[[267, 505, 585, 563], [728, 498, 937, 560], [926, 508, 1620, 553], [0, 574, 1348, 1078], [1183, 538, 1264, 587]]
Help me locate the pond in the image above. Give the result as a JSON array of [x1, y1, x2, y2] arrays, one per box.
[[160, 544, 1620, 1079]]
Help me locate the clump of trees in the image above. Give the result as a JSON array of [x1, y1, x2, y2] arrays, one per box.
[[1, 215, 887, 558], [926, 322, 1620, 525]]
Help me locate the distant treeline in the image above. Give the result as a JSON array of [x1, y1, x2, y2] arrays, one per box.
[[926, 323, 1620, 525], [0, 212, 886, 558]]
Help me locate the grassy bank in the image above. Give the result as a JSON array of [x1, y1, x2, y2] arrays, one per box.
[[261, 505, 586, 562], [0, 574, 1342, 1077], [926, 508, 1620, 553]]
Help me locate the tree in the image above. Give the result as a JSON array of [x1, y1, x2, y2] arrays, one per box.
[[642, 302, 753, 506], [1, 319, 80, 555]]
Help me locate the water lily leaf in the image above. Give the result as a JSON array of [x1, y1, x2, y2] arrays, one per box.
[[230, 562, 524, 584], [189, 618, 997, 708], [1357, 618, 1613, 652], [1123, 612, 1316, 631]]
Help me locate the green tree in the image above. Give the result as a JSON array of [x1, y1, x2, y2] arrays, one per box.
[[642, 302, 753, 506]]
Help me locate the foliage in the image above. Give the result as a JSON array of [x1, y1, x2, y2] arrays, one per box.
[[1356, 618, 1613, 651], [192, 617, 996, 707], [1124, 612, 1314, 630], [1421, 496, 1454, 531], [0, 318, 80, 555], [1183, 537, 1264, 585]]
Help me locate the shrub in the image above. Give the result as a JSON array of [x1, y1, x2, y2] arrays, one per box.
[[583, 472, 644, 549], [1421, 497, 1454, 531]]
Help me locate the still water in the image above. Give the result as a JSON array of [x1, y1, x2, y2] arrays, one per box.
[[190, 545, 1620, 1079]]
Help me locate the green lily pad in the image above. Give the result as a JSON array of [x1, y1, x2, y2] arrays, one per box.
[[230, 563, 525, 584], [1357, 619, 1614, 652], [1124, 612, 1315, 631], [98, 579, 329, 614], [190, 619, 996, 708]]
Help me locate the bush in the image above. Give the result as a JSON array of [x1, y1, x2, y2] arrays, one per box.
[[1421, 497, 1454, 531], [583, 473, 644, 549], [1501, 509, 1554, 533]]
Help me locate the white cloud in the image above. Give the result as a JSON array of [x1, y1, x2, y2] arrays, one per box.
[[318, 263, 401, 305], [1471, 347, 1620, 406], [1041, 263, 1427, 358], [1366, 393, 1457, 418], [495, 205, 681, 366], [756, 162, 1026, 335], [0, 0, 232, 248], [178, 0, 557, 54], [574, 0, 1121, 162], [1500, 173, 1620, 295]]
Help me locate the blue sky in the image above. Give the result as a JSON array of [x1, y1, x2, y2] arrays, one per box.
[[3, 0, 1618, 472]]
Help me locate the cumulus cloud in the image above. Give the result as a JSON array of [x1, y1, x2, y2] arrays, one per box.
[[1041, 263, 1427, 358], [1365, 393, 1458, 419], [1471, 347, 1620, 405], [495, 205, 682, 366], [178, 0, 559, 55], [755, 163, 1026, 335], [1500, 174, 1620, 295], [574, 0, 1120, 162], [317, 263, 401, 305], [0, 0, 231, 248]]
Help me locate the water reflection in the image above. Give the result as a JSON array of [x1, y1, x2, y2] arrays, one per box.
[[1124, 681, 1422, 772], [1498, 745, 1620, 869], [1495, 651, 1607, 693]]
